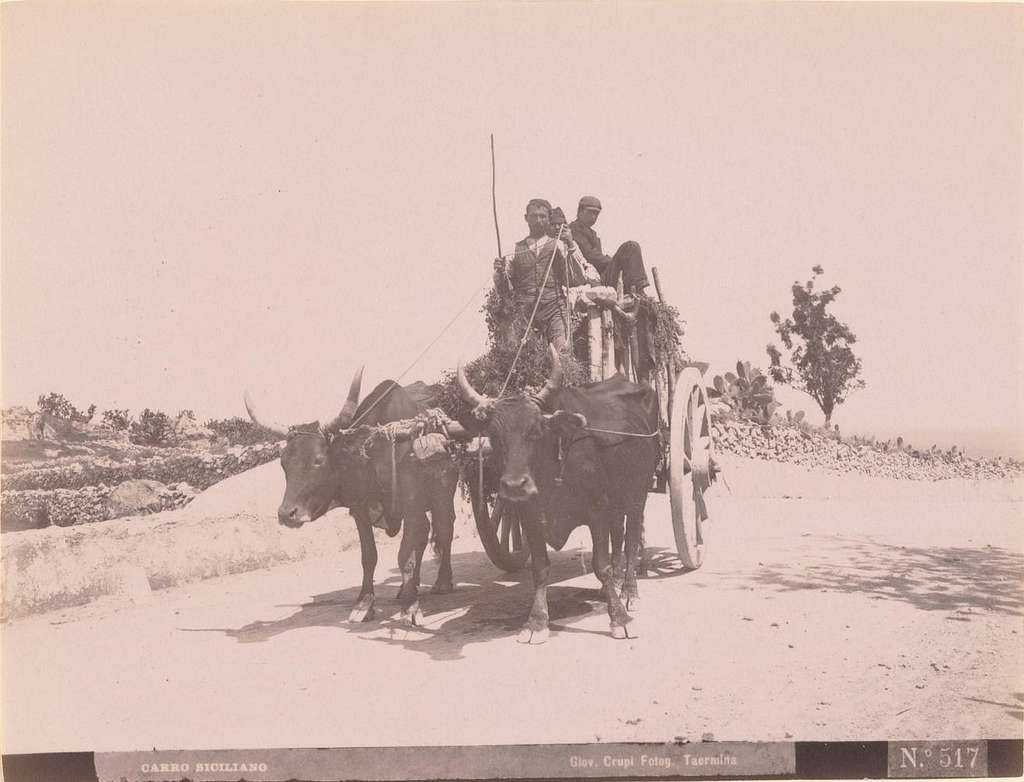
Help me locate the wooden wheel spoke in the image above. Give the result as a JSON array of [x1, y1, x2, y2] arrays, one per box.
[[697, 404, 711, 439], [471, 488, 531, 573]]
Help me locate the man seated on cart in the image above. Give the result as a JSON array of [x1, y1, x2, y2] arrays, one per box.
[[548, 206, 602, 286], [570, 195, 649, 296]]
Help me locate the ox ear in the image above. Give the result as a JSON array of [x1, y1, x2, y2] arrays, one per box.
[[542, 410, 586, 436]]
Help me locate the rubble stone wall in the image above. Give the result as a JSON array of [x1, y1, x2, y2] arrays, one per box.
[[712, 418, 1020, 482]]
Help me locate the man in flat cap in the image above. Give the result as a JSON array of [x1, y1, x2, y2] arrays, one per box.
[[548, 206, 601, 287], [569, 196, 649, 295], [492, 198, 572, 350]]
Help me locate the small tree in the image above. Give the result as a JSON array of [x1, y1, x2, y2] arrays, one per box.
[[767, 265, 864, 429], [37, 392, 95, 423]]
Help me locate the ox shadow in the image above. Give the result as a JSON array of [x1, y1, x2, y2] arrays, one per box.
[[734, 535, 1024, 620], [188, 548, 650, 661]]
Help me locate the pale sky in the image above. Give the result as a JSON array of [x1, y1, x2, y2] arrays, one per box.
[[2, 3, 1021, 455]]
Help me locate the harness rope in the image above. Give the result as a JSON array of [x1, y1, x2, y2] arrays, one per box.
[[353, 410, 456, 528], [553, 426, 661, 485], [347, 283, 486, 431], [582, 426, 660, 438]]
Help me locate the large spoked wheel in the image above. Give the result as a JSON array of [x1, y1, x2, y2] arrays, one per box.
[[469, 484, 531, 573], [668, 367, 716, 570]]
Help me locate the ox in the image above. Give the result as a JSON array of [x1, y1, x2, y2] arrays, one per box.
[[245, 370, 459, 625], [458, 346, 659, 643]]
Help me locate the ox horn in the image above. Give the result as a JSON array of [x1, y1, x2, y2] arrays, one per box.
[[456, 359, 488, 408], [243, 391, 290, 437], [534, 344, 564, 407], [325, 365, 364, 432]]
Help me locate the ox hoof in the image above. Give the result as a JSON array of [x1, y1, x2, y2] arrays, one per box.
[[431, 581, 454, 595], [349, 603, 376, 623], [401, 606, 426, 627], [516, 627, 550, 645], [611, 620, 640, 640]]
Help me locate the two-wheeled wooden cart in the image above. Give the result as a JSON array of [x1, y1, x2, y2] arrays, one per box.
[[468, 267, 717, 572]]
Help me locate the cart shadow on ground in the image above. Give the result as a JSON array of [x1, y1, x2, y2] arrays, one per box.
[[732, 534, 1024, 620], [184, 546, 696, 661]]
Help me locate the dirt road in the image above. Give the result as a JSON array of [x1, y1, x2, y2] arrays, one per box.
[[2, 461, 1021, 753]]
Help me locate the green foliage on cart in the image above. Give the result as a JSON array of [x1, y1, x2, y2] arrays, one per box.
[[435, 297, 588, 423], [436, 285, 689, 423], [635, 294, 688, 368]]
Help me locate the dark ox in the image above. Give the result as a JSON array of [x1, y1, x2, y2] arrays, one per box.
[[245, 369, 458, 626], [458, 345, 658, 643]]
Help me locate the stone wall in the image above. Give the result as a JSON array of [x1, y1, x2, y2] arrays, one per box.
[[712, 418, 1020, 481], [1, 442, 281, 532]]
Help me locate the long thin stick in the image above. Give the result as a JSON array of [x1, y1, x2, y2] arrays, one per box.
[[490, 134, 502, 257], [651, 266, 666, 303]]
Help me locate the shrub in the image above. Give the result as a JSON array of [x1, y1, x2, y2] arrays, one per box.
[[708, 360, 780, 424], [130, 409, 173, 446], [101, 409, 131, 431], [205, 417, 282, 446]]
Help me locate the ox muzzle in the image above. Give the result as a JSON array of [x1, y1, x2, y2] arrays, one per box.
[[500, 472, 539, 502], [278, 503, 313, 528]]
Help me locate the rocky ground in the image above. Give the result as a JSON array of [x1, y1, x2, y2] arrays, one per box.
[[1, 407, 282, 532]]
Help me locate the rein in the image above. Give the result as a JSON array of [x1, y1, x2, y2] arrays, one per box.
[[552, 425, 660, 486], [582, 426, 660, 438]]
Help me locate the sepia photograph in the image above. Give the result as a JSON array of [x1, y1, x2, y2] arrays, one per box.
[[1, 2, 1021, 780]]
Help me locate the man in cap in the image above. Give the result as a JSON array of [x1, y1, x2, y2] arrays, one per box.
[[548, 206, 601, 287], [492, 198, 571, 350], [569, 196, 649, 295]]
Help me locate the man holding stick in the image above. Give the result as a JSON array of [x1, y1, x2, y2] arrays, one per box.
[[493, 198, 572, 350]]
